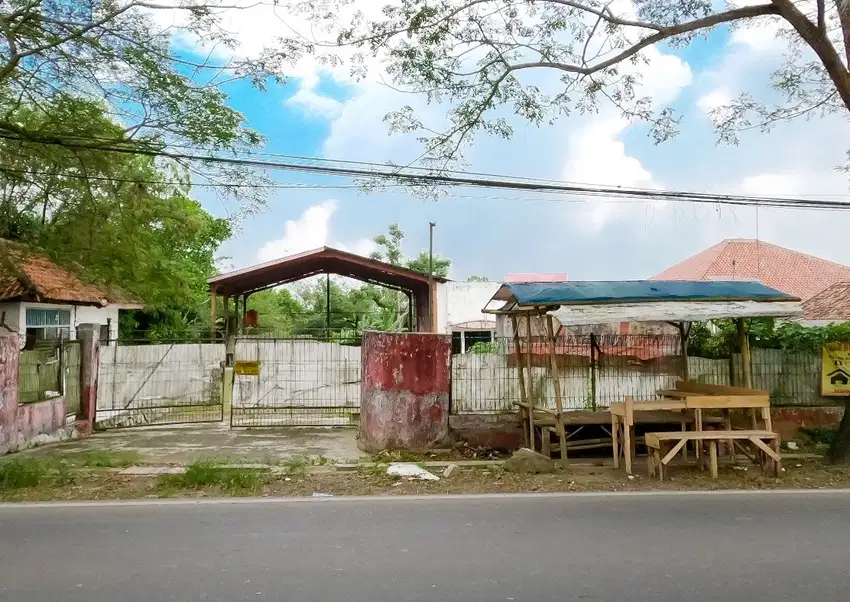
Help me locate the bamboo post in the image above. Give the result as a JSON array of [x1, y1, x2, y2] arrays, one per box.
[[526, 313, 535, 451], [737, 318, 753, 389], [546, 314, 568, 469], [589, 333, 598, 411], [510, 314, 530, 448], [679, 321, 690, 382], [624, 395, 634, 475]]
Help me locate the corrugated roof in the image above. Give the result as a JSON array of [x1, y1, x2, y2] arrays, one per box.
[[652, 239, 850, 301], [496, 280, 796, 307], [801, 281, 850, 321], [0, 239, 138, 306]]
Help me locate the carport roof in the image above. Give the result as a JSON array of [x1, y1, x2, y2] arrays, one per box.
[[208, 246, 447, 296]]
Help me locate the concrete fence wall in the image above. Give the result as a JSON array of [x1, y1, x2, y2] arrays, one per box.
[[1, 328, 98, 455]]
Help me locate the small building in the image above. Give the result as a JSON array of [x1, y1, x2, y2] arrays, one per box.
[[800, 282, 850, 325], [652, 239, 850, 320], [0, 239, 140, 347]]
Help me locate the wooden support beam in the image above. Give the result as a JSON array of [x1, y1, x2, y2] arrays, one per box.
[[737, 318, 753, 389], [525, 313, 534, 451], [510, 315, 530, 448], [546, 314, 568, 469]]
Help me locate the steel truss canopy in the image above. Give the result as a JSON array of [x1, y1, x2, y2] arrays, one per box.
[[483, 280, 803, 325]]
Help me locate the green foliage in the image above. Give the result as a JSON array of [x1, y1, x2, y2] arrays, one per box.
[[467, 275, 490, 282], [158, 460, 266, 492], [80, 451, 141, 469], [688, 319, 850, 357], [468, 341, 499, 354], [0, 459, 48, 489]]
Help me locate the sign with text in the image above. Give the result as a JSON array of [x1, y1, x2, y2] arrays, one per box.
[[234, 360, 260, 376], [822, 342, 850, 397]]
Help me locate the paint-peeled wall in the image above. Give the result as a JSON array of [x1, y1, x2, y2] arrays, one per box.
[[359, 331, 452, 452]]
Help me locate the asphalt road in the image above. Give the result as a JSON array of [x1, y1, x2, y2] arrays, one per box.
[[2, 491, 850, 602]]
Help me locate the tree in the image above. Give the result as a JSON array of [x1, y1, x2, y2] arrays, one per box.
[[467, 275, 490, 282], [0, 0, 271, 206], [0, 96, 231, 340], [406, 251, 451, 278], [278, 0, 850, 167], [276, 0, 850, 462]]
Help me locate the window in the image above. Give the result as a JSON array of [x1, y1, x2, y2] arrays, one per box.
[[24, 308, 71, 349], [452, 330, 495, 354]]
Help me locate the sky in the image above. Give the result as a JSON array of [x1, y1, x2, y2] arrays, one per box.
[[164, 1, 850, 282]]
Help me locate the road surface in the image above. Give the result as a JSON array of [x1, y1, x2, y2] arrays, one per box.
[[2, 491, 849, 601]]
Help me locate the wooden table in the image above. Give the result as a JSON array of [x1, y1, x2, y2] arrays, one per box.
[[610, 397, 690, 475]]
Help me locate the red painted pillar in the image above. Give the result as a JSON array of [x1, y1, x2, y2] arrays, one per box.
[[76, 324, 101, 435], [359, 330, 452, 453], [0, 330, 20, 454]]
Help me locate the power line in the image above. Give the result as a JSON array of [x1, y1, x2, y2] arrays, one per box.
[[2, 132, 850, 211]]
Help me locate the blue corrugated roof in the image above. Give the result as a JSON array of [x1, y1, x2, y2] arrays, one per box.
[[503, 280, 797, 306]]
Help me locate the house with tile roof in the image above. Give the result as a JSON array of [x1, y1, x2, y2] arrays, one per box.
[[0, 239, 140, 347], [652, 239, 850, 322]]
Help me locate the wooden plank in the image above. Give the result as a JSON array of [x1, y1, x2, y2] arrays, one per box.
[[656, 389, 690, 399], [646, 430, 777, 441], [546, 314, 568, 470], [661, 438, 689, 465], [612, 413, 620, 469], [709, 440, 719, 478], [674, 380, 769, 396], [749, 436, 781, 462], [510, 315, 530, 449], [684, 395, 770, 409], [525, 313, 534, 451], [623, 396, 633, 475], [645, 432, 661, 449]]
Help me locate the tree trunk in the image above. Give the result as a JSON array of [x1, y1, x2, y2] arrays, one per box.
[[827, 402, 850, 464]]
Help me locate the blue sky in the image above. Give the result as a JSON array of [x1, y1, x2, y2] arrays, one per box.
[[179, 5, 850, 281]]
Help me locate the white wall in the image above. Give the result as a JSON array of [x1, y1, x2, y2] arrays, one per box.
[[435, 281, 502, 334], [75, 305, 120, 340], [0, 301, 121, 345]]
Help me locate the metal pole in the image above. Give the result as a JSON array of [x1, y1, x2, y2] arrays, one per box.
[[428, 221, 436, 332], [429, 221, 435, 277]]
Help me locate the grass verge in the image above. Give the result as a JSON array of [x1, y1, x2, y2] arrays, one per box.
[[156, 459, 269, 494]]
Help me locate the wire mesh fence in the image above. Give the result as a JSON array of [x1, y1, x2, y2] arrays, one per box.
[[96, 340, 225, 428], [450, 335, 833, 413], [231, 335, 362, 427]]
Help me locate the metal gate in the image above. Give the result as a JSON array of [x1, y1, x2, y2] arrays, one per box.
[[231, 336, 361, 427], [96, 341, 225, 428]]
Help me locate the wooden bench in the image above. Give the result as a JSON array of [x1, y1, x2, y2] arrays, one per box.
[[645, 430, 781, 480]]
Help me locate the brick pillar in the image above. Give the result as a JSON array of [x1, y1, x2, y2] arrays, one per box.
[[0, 329, 20, 454], [77, 324, 100, 435], [359, 331, 452, 453]]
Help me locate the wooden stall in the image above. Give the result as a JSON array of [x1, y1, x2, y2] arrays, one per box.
[[483, 280, 803, 472]]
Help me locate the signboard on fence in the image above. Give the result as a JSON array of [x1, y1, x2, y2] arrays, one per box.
[[234, 360, 260, 376], [822, 342, 850, 397]]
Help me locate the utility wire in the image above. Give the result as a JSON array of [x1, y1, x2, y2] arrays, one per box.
[[2, 132, 850, 211]]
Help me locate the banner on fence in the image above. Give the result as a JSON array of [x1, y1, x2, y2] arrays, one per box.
[[822, 342, 850, 396]]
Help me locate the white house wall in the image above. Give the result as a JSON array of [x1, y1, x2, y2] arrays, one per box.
[[436, 281, 502, 333], [75, 305, 120, 340]]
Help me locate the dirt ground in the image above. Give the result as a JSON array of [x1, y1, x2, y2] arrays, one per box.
[[3, 457, 850, 503]]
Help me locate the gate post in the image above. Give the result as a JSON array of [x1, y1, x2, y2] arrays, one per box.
[[76, 324, 100, 435], [359, 330, 452, 453]]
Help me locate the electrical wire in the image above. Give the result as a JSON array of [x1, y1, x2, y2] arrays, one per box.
[[2, 132, 850, 211]]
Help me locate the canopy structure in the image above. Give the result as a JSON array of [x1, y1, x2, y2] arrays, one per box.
[[483, 280, 803, 324], [209, 247, 447, 336]]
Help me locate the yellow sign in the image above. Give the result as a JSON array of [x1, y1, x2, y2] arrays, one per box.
[[234, 360, 260, 376], [822, 342, 850, 396]]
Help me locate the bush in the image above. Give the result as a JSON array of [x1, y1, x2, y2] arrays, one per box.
[[158, 459, 265, 492], [0, 459, 48, 489]]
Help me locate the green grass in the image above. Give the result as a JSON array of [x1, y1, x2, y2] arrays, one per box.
[[280, 455, 309, 475], [157, 459, 268, 493], [78, 450, 141, 468], [0, 459, 49, 489]]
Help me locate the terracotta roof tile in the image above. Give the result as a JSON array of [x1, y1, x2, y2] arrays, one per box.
[[801, 282, 850, 321], [0, 239, 136, 305], [651, 239, 850, 301]]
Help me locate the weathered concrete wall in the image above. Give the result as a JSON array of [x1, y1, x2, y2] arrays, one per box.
[[771, 406, 845, 439], [1, 331, 76, 455], [359, 331, 451, 452], [435, 281, 502, 334], [449, 412, 523, 452]]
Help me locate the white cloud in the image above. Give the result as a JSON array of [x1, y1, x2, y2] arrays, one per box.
[[256, 200, 376, 262], [285, 72, 344, 117], [697, 88, 733, 114]]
